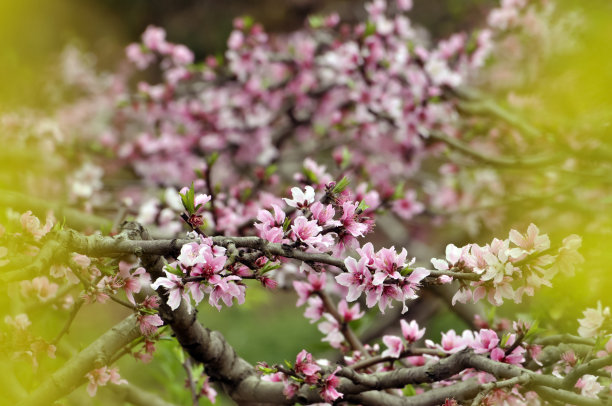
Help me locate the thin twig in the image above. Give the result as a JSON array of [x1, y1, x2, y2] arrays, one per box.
[[52, 299, 85, 345], [182, 356, 200, 406]]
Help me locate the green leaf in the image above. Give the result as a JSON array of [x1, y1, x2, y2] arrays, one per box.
[[265, 164, 278, 178], [332, 176, 350, 194], [303, 167, 318, 183], [340, 147, 352, 170], [260, 262, 281, 274], [357, 200, 369, 212], [500, 332, 511, 348], [282, 217, 291, 232], [393, 181, 405, 200], [242, 15, 255, 29], [164, 264, 183, 277], [400, 267, 413, 277], [364, 21, 376, 38], [523, 320, 541, 341], [174, 347, 185, 364], [207, 151, 219, 167], [403, 384, 416, 396], [179, 182, 196, 214], [308, 15, 324, 29]]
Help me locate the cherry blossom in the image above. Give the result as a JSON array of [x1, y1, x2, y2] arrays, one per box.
[[283, 186, 315, 209], [400, 319, 425, 343], [578, 302, 610, 338], [85, 366, 127, 397]]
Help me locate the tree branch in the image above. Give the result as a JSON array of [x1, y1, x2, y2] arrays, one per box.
[[16, 315, 141, 406]]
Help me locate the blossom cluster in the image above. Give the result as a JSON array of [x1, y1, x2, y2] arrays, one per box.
[[256, 184, 374, 256], [430, 224, 583, 306], [85, 366, 127, 397], [259, 349, 343, 403], [151, 236, 246, 311], [337, 243, 430, 314]]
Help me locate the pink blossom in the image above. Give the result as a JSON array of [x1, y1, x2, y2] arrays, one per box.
[[438, 275, 453, 284], [318, 314, 344, 348], [338, 300, 364, 322], [194, 194, 212, 214], [293, 272, 327, 306], [377, 284, 403, 313], [320, 366, 343, 403], [295, 349, 321, 378], [227, 30, 244, 50], [340, 201, 368, 237], [291, 216, 323, 246], [304, 296, 325, 323], [336, 257, 371, 302], [5, 313, 31, 330], [490, 335, 525, 365], [171, 44, 194, 66], [381, 335, 404, 358], [191, 248, 226, 284], [256, 204, 285, 229], [118, 263, 150, 305], [508, 223, 550, 259], [137, 313, 164, 336], [142, 26, 169, 53], [209, 276, 245, 310], [356, 242, 377, 267], [20, 211, 53, 240], [392, 190, 424, 220], [575, 375, 603, 398], [126, 43, 154, 69], [397, 0, 413, 11], [578, 302, 610, 338], [151, 271, 185, 311], [374, 247, 408, 280], [310, 202, 339, 227], [20, 276, 58, 302], [85, 366, 127, 397], [452, 287, 473, 305], [471, 329, 499, 354], [400, 319, 425, 343], [72, 253, 91, 269], [177, 243, 203, 267], [283, 186, 315, 209], [50, 264, 79, 284], [426, 330, 470, 354]]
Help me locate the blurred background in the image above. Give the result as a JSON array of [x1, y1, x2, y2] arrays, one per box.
[[0, 0, 497, 111], [2, 0, 612, 405]]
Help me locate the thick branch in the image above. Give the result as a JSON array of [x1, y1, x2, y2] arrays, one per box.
[[16, 315, 141, 406], [107, 382, 177, 406]]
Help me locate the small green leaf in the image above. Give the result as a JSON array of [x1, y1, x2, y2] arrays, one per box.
[[393, 181, 405, 200], [164, 264, 183, 277], [207, 152, 219, 167], [332, 176, 350, 194], [282, 217, 291, 232], [357, 200, 369, 212], [303, 167, 318, 183], [174, 347, 185, 364], [403, 384, 416, 397], [364, 21, 376, 37], [500, 332, 511, 348], [308, 15, 324, 28], [340, 147, 352, 170], [260, 262, 281, 274], [242, 15, 255, 29], [265, 164, 278, 178], [179, 182, 196, 214]]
